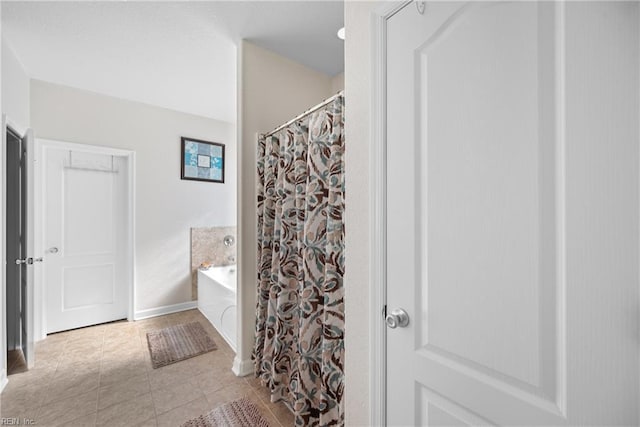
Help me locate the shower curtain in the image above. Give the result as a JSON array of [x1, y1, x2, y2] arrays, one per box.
[[253, 94, 345, 427]]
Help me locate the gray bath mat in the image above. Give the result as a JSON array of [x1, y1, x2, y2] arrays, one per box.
[[180, 397, 271, 427], [146, 322, 217, 369]]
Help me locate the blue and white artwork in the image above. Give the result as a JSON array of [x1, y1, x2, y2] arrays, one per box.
[[181, 138, 225, 183]]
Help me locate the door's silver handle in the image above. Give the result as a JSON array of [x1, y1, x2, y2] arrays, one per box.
[[15, 258, 27, 265], [48, 247, 59, 254], [386, 308, 410, 329]]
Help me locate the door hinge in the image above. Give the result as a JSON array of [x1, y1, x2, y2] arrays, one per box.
[[382, 304, 387, 318]]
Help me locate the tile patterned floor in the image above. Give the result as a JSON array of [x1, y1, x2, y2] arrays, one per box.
[[0, 310, 294, 427]]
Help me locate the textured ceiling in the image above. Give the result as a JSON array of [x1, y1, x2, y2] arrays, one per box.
[[1, 1, 344, 123]]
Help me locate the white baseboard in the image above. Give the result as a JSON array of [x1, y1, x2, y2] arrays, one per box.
[[134, 301, 197, 320], [232, 356, 253, 377]]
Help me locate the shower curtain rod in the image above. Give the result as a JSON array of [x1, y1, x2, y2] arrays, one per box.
[[262, 90, 344, 138]]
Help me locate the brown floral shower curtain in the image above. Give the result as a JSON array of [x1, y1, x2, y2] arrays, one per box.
[[253, 95, 345, 427]]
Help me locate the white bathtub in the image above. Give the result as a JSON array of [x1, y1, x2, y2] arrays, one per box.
[[197, 265, 237, 352]]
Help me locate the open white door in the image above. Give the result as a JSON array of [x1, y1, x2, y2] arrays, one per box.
[[41, 140, 132, 334], [23, 128, 35, 369], [385, 1, 639, 425]]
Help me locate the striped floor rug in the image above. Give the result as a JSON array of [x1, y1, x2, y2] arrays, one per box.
[[146, 322, 217, 369], [181, 398, 271, 427]]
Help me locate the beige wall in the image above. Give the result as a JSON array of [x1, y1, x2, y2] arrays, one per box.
[[31, 80, 236, 315], [331, 72, 345, 93], [236, 41, 335, 369], [2, 38, 29, 128], [344, 2, 380, 425]]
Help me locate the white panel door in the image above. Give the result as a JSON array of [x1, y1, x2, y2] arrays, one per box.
[[385, 1, 639, 425], [23, 129, 35, 368], [44, 145, 128, 333]]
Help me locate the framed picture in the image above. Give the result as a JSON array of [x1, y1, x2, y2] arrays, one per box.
[[181, 137, 225, 183]]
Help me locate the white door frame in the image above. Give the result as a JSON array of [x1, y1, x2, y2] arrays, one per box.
[[34, 138, 136, 339], [1, 115, 30, 392], [370, 1, 411, 425]]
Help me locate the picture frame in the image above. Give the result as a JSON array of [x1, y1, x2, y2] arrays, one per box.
[[180, 137, 225, 183]]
